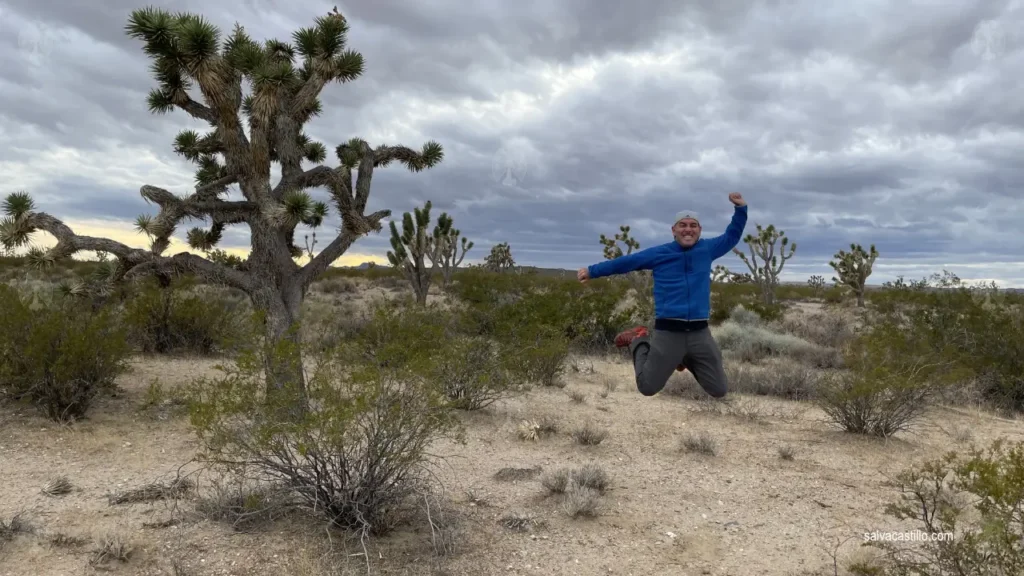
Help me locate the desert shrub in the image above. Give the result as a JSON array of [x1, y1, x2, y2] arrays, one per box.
[[778, 309, 855, 349], [451, 268, 631, 351], [815, 319, 966, 437], [429, 334, 527, 410], [725, 362, 822, 400], [122, 278, 245, 355], [713, 319, 828, 365], [185, 318, 464, 537], [869, 272, 1024, 414], [852, 439, 1024, 575], [0, 284, 130, 422]]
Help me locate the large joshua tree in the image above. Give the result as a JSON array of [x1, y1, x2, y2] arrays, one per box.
[[0, 8, 443, 401]]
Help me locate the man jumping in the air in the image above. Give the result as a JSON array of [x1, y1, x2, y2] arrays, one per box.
[[577, 192, 748, 398]]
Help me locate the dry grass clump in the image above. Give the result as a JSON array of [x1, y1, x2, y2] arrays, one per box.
[[778, 445, 796, 460], [566, 388, 587, 403], [540, 463, 609, 518], [714, 306, 845, 368], [516, 415, 559, 441], [493, 466, 542, 482], [725, 361, 823, 400], [107, 477, 194, 505], [680, 432, 717, 455], [42, 475, 73, 496], [570, 422, 609, 445], [779, 309, 857, 349], [0, 513, 33, 549], [89, 532, 133, 566], [499, 511, 544, 532]]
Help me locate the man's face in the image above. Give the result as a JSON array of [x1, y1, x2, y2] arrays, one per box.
[[672, 218, 701, 247]]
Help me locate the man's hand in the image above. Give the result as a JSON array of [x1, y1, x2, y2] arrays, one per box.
[[729, 192, 746, 206], [577, 267, 590, 283]]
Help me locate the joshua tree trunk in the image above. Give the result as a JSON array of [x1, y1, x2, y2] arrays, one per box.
[[0, 8, 444, 409]]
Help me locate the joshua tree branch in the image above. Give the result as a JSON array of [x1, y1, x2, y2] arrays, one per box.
[[14, 212, 252, 291], [298, 209, 389, 288]]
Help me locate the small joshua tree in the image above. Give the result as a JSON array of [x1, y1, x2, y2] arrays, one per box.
[[484, 242, 515, 272], [830, 243, 878, 307], [428, 213, 472, 290], [807, 274, 826, 296], [733, 223, 796, 305], [599, 225, 653, 324], [0, 8, 443, 406], [386, 200, 443, 305]]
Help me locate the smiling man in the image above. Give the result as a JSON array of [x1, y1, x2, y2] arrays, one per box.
[[578, 193, 748, 398]]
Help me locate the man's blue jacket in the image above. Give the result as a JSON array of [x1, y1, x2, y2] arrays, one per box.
[[587, 206, 748, 321]]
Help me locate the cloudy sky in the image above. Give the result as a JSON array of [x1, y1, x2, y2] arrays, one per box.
[[1, 0, 1022, 286]]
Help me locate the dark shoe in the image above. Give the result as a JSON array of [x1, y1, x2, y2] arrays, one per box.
[[615, 326, 648, 348]]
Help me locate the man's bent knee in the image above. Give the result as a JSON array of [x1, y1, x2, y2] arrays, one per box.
[[636, 376, 661, 396]]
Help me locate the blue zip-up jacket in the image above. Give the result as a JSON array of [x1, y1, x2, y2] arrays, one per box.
[[587, 206, 748, 321]]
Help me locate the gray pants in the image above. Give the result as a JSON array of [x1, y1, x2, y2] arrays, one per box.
[[628, 328, 728, 398]]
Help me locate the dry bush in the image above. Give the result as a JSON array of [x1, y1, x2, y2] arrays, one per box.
[[681, 432, 717, 455], [713, 318, 831, 367], [778, 445, 796, 460], [570, 423, 609, 445], [778, 309, 856, 349], [90, 532, 133, 566], [725, 361, 823, 400], [184, 305, 465, 537], [540, 463, 609, 518], [41, 476, 72, 496], [562, 483, 601, 518]]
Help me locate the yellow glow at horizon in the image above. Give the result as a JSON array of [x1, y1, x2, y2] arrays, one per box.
[[19, 218, 389, 267]]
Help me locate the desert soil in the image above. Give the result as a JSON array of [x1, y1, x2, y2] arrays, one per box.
[[3, 344, 1023, 576]]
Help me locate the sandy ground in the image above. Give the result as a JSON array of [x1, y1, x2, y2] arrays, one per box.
[[3, 340, 1023, 576]]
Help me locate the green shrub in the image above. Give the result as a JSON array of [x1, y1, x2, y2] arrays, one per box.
[[429, 334, 527, 409], [122, 279, 245, 355], [853, 439, 1024, 575], [815, 319, 966, 437], [0, 284, 130, 422], [868, 272, 1024, 414], [185, 318, 464, 536]]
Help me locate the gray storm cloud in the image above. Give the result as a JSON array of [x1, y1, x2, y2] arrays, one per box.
[[0, 0, 1021, 285]]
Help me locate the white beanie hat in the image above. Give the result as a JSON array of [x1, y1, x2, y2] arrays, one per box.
[[674, 210, 699, 225]]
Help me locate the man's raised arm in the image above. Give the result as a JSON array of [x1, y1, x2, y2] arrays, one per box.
[[578, 246, 656, 283], [706, 192, 748, 260]]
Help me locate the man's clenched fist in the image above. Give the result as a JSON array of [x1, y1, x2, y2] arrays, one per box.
[[729, 192, 746, 206], [577, 267, 590, 283]]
